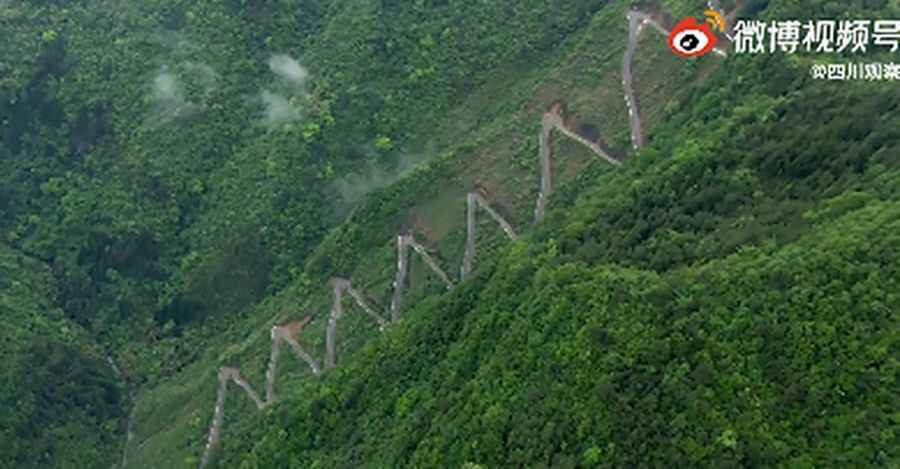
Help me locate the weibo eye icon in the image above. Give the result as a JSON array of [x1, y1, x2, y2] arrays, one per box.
[[668, 17, 717, 58]]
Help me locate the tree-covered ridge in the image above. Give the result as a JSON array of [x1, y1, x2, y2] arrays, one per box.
[[0, 243, 125, 469], [220, 188, 899, 468]]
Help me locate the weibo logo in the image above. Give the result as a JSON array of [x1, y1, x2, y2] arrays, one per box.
[[668, 14, 722, 58]]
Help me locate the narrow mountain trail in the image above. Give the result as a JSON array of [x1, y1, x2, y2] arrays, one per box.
[[107, 356, 138, 469], [195, 5, 739, 467], [623, 8, 728, 152], [198, 190, 525, 468], [391, 234, 454, 322], [623, 11, 666, 151], [535, 111, 622, 222]]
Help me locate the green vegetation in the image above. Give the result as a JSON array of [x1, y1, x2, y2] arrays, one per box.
[[225, 201, 899, 468], [213, 4, 900, 465], [0, 243, 125, 469], [1, 0, 898, 467]]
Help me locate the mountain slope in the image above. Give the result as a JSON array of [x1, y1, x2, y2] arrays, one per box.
[[0, 243, 125, 469], [2, 0, 899, 467], [206, 1, 900, 465], [223, 195, 899, 468]]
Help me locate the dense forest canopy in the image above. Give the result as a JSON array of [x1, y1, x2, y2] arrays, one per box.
[[0, 0, 897, 468]]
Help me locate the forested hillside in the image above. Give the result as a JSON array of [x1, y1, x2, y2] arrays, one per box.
[[0, 243, 124, 468], [1, 0, 898, 467], [225, 200, 900, 468], [1, 0, 614, 377], [212, 6, 900, 462], [210, 0, 900, 466]]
